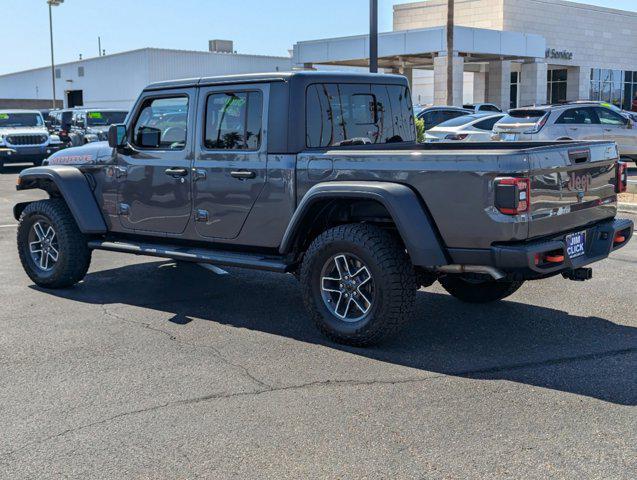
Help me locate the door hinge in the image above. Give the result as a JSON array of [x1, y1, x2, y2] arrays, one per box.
[[115, 166, 128, 178], [195, 209, 209, 222], [192, 168, 207, 181], [118, 203, 130, 216]]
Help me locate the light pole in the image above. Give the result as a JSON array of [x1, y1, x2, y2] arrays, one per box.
[[446, 0, 454, 105], [369, 0, 378, 73], [47, 0, 64, 109]]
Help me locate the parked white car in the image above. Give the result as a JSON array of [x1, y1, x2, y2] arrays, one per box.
[[493, 103, 637, 162], [424, 113, 505, 142]]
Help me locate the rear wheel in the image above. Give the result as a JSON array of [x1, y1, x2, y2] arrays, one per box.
[[439, 275, 523, 303], [300, 224, 417, 346], [17, 199, 92, 288]]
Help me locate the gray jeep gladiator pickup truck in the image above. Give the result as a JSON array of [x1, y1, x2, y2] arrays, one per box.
[[14, 72, 634, 345]]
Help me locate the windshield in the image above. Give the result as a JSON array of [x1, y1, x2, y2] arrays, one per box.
[[497, 110, 546, 125], [0, 112, 44, 128], [86, 111, 128, 126]]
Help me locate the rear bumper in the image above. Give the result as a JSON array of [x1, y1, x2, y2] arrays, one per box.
[[449, 218, 633, 280], [492, 218, 633, 279]]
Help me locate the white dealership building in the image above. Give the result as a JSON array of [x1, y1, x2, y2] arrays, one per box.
[[0, 41, 291, 110], [293, 0, 637, 110]]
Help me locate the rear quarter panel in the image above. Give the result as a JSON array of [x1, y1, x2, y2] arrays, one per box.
[[296, 149, 531, 249]]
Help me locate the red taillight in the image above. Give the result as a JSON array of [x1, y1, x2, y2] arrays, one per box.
[[614, 233, 626, 245], [616, 161, 627, 193], [495, 177, 531, 215]]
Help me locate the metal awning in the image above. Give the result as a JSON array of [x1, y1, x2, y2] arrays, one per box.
[[293, 26, 546, 69]]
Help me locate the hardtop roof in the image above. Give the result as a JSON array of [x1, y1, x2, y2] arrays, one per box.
[[144, 71, 409, 91]]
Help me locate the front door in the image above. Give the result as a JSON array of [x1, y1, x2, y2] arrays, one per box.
[[117, 90, 195, 234], [192, 83, 268, 239], [594, 106, 637, 157], [553, 107, 603, 141]]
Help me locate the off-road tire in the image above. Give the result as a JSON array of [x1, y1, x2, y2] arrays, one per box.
[[300, 224, 417, 346], [17, 199, 92, 288], [439, 276, 523, 303]]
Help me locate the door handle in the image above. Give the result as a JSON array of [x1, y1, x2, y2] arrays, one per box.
[[165, 167, 188, 178], [230, 170, 256, 179]]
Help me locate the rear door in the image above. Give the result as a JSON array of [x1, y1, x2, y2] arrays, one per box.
[[553, 107, 603, 141], [192, 83, 268, 239], [116, 90, 194, 234], [594, 106, 637, 157]]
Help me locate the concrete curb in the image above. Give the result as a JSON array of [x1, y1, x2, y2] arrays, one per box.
[[618, 202, 637, 213]]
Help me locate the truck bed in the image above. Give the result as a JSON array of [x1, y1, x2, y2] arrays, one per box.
[[297, 140, 620, 250]]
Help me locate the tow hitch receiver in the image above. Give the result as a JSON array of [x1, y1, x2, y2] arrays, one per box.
[[562, 268, 593, 281]]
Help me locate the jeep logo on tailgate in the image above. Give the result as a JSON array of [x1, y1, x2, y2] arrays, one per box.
[[567, 172, 593, 192]]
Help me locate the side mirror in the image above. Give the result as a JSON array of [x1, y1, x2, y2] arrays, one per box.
[[45, 120, 52, 128], [76, 120, 85, 128], [108, 124, 128, 149]]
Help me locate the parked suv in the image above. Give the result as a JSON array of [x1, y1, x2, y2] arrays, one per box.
[[0, 110, 63, 169], [13, 72, 633, 345], [417, 106, 473, 131], [493, 103, 637, 162], [68, 109, 128, 146]]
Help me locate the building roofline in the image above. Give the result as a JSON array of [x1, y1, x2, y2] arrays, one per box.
[[0, 47, 291, 80], [393, 0, 637, 18]]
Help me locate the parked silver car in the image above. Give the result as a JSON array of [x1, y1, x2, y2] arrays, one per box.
[[493, 103, 637, 162]]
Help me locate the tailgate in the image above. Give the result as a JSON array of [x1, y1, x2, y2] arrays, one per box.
[[528, 142, 619, 239]]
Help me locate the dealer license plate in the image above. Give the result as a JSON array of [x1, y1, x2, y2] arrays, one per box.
[[566, 230, 587, 259], [501, 133, 517, 141]]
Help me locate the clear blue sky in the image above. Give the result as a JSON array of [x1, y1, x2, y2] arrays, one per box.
[[1, 0, 635, 75]]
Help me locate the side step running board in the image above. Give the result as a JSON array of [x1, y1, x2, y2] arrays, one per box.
[[88, 239, 290, 273]]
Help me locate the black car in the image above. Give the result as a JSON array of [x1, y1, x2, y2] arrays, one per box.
[[417, 106, 473, 131], [46, 109, 74, 145]]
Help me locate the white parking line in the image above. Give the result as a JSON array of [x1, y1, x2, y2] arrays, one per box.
[[0, 224, 17, 228]]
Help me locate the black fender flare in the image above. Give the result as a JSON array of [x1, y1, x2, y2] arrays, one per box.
[[280, 181, 448, 267], [15, 165, 107, 234]]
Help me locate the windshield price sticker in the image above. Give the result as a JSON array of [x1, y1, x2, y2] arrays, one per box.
[[88, 112, 103, 119]]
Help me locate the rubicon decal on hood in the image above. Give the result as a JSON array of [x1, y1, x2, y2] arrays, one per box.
[[48, 154, 94, 165]]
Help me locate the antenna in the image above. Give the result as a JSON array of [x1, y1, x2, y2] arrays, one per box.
[[98, 36, 102, 56]]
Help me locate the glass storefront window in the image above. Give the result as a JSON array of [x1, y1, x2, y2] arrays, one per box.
[[590, 68, 637, 111]]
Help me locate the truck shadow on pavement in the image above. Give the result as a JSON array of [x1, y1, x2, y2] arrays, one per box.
[[35, 260, 637, 406]]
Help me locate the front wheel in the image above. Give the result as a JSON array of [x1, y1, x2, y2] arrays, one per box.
[[300, 224, 417, 346], [439, 275, 523, 303], [17, 199, 92, 288]]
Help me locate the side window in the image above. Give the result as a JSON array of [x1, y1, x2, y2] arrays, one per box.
[[556, 108, 597, 125], [482, 105, 500, 112], [428, 111, 445, 127], [474, 116, 501, 131], [132, 96, 189, 150], [445, 111, 467, 122], [204, 91, 263, 150], [306, 83, 414, 147], [595, 107, 627, 126]]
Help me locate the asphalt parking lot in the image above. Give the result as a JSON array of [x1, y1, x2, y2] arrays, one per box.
[[0, 164, 635, 479]]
